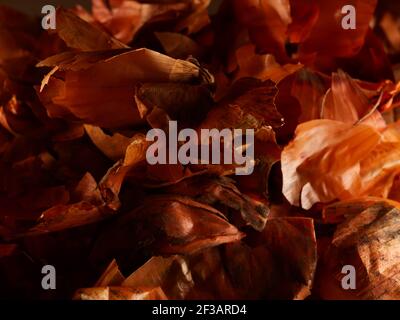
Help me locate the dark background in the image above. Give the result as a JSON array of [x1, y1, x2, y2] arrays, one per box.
[[0, 0, 91, 14]]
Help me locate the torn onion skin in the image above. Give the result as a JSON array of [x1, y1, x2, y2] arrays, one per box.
[[2, 0, 400, 300]]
